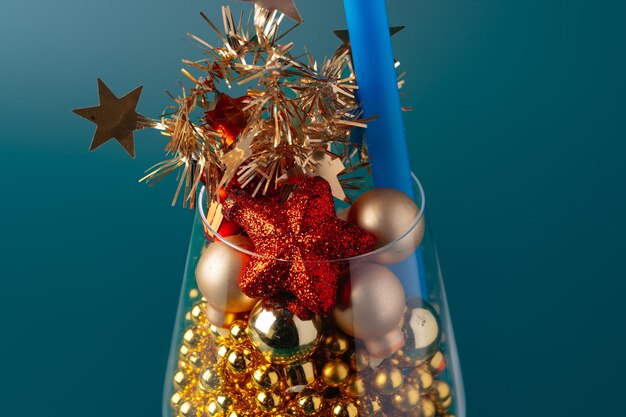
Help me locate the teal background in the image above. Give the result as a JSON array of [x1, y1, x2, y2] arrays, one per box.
[[1, 0, 625, 416]]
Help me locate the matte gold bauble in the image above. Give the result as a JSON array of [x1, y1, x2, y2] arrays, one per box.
[[331, 401, 359, 417], [252, 365, 281, 389], [372, 366, 403, 395], [347, 188, 425, 264], [391, 384, 421, 412], [321, 359, 350, 387], [403, 298, 441, 361], [256, 390, 282, 412], [195, 236, 258, 314], [248, 301, 322, 364], [333, 263, 406, 358]]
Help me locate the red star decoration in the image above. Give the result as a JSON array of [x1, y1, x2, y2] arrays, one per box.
[[205, 93, 250, 145], [223, 177, 376, 319]]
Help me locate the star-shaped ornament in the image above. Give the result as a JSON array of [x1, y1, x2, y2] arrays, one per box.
[[238, 0, 302, 23], [223, 176, 376, 319], [279, 149, 347, 201], [73, 79, 145, 158]]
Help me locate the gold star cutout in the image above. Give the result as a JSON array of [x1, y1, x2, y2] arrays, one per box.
[[219, 132, 254, 189], [240, 0, 302, 23], [73, 79, 145, 158]]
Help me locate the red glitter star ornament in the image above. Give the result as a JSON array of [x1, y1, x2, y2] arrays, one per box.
[[223, 176, 376, 318]]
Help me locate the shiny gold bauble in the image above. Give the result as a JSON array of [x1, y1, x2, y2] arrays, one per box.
[[173, 369, 193, 391], [248, 301, 322, 364], [347, 188, 425, 264], [372, 366, 403, 395], [285, 360, 317, 387], [419, 397, 437, 417], [403, 298, 441, 361], [190, 301, 207, 325], [334, 263, 406, 358], [200, 366, 222, 392], [322, 332, 351, 355], [428, 351, 447, 375], [170, 391, 184, 412], [226, 347, 253, 374], [183, 326, 207, 350], [409, 367, 433, 393], [321, 359, 350, 387], [349, 350, 370, 371], [331, 401, 359, 417], [435, 395, 453, 414], [229, 320, 248, 343], [217, 394, 235, 410], [195, 236, 258, 314], [357, 396, 383, 415], [255, 390, 283, 412], [252, 365, 281, 389], [178, 401, 197, 417], [217, 343, 231, 360], [430, 380, 451, 402], [344, 375, 368, 397], [206, 400, 221, 417], [391, 384, 421, 412], [297, 389, 324, 415]]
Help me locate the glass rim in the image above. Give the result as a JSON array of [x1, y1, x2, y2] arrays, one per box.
[[197, 172, 425, 263]]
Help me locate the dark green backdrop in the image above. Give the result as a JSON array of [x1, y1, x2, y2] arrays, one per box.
[[1, 1, 625, 416]]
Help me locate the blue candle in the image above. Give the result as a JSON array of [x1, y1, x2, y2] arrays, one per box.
[[343, 0, 414, 197], [343, 0, 426, 297]]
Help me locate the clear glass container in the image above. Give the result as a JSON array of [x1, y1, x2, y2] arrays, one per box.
[[163, 173, 464, 417]]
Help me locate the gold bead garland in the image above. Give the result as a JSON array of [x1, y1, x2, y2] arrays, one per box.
[[169, 300, 456, 417]]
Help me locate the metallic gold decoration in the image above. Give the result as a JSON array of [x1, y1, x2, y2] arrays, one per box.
[[419, 397, 437, 417], [252, 365, 282, 389], [429, 380, 451, 402], [247, 301, 322, 364], [403, 298, 441, 362], [183, 326, 207, 350], [190, 301, 207, 325], [229, 320, 248, 343], [240, 0, 303, 23], [173, 369, 193, 391], [349, 350, 370, 371], [372, 366, 403, 395], [428, 350, 447, 375], [73, 79, 149, 158], [255, 389, 283, 412], [347, 188, 425, 264], [200, 367, 222, 392], [284, 360, 316, 388], [226, 347, 253, 374], [391, 384, 421, 412], [333, 263, 406, 358], [296, 388, 323, 415], [408, 367, 433, 393], [177, 401, 197, 417], [344, 375, 367, 397], [195, 237, 257, 315], [207, 400, 221, 416], [436, 395, 453, 414], [357, 396, 382, 415], [322, 332, 351, 356], [321, 359, 350, 387], [170, 391, 184, 412], [331, 401, 359, 417]]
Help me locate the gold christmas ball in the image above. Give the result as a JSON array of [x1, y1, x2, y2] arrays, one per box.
[[226, 347, 253, 374], [297, 389, 323, 415], [435, 395, 453, 414], [217, 342, 231, 360], [321, 359, 350, 387], [206, 400, 221, 417], [248, 301, 322, 364], [391, 384, 421, 412], [229, 320, 248, 343], [372, 366, 403, 395], [252, 365, 281, 389], [195, 236, 258, 314], [217, 394, 235, 411], [255, 390, 283, 412], [349, 350, 370, 371], [357, 396, 382, 415], [331, 401, 359, 417], [344, 375, 368, 397], [322, 332, 351, 355], [409, 367, 433, 393], [178, 401, 197, 417], [419, 397, 437, 417], [173, 369, 193, 391], [347, 188, 425, 264], [190, 301, 207, 325], [403, 298, 441, 361], [428, 351, 447, 375], [430, 380, 451, 402], [333, 263, 406, 358], [183, 326, 207, 350], [285, 360, 317, 387], [200, 366, 222, 392], [170, 391, 184, 412]]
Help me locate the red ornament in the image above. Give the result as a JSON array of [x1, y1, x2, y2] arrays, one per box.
[[223, 176, 376, 318], [205, 93, 250, 145]]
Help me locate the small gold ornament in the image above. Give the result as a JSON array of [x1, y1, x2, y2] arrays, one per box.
[[255, 390, 283, 412], [190, 301, 207, 325], [252, 365, 281, 389], [391, 384, 421, 412], [178, 401, 197, 417], [200, 367, 222, 392], [430, 380, 451, 402], [321, 359, 350, 387], [331, 401, 359, 417], [217, 343, 231, 360], [322, 332, 351, 355], [297, 389, 324, 415], [372, 366, 403, 395], [206, 400, 221, 416], [428, 351, 447, 375], [226, 347, 253, 374], [185, 351, 206, 370], [229, 320, 248, 343], [183, 326, 206, 350], [347, 188, 425, 264], [248, 301, 322, 364], [170, 391, 184, 412], [344, 375, 368, 397], [173, 369, 193, 391], [349, 350, 370, 371], [284, 360, 317, 387], [419, 397, 437, 417], [357, 396, 382, 415], [435, 395, 453, 414], [409, 367, 433, 393], [402, 298, 441, 362], [216, 394, 235, 410]]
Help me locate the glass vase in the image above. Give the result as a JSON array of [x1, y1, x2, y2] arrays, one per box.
[[163, 174, 465, 417]]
